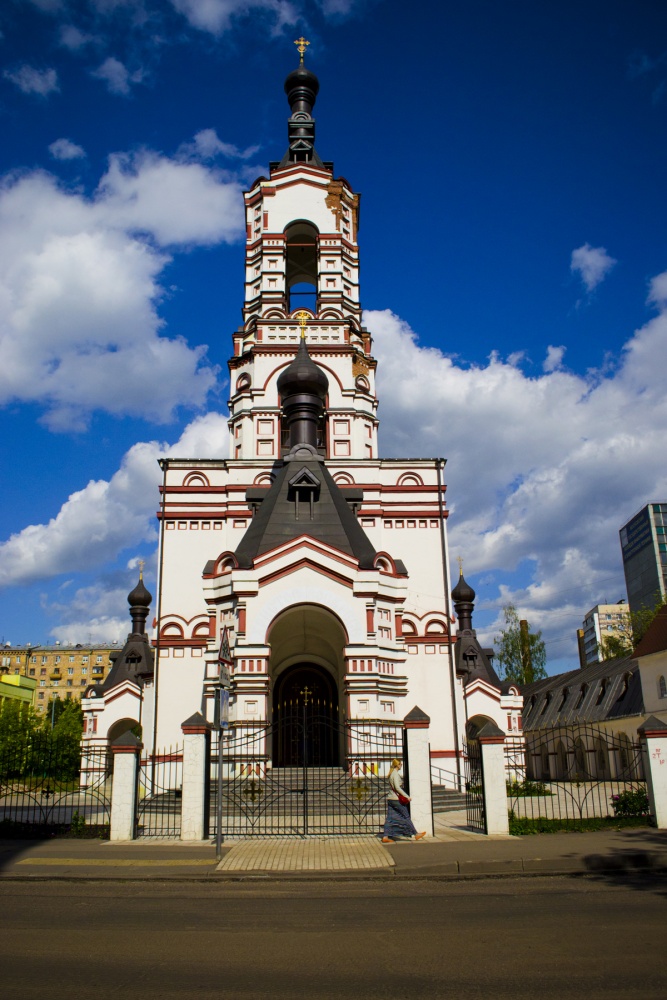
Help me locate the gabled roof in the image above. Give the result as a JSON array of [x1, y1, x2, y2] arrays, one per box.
[[456, 630, 502, 689], [99, 636, 154, 692], [633, 604, 667, 658], [520, 655, 642, 730], [234, 459, 377, 570]]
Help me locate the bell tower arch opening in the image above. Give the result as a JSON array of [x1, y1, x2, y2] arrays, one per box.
[[285, 222, 318, 314], [267, 604, 347, 766]]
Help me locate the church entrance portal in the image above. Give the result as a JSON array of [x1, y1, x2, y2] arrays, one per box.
[[272, 663, 339, 767]]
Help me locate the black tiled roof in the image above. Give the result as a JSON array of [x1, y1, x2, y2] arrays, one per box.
[[234, 459, 378, 570], [520, 655, 643, 731]]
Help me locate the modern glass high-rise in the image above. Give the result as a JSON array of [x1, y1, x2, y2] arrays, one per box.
[[620, 503, 667, 615]]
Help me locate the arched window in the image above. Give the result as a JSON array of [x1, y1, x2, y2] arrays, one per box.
[[595, 679, 607, 706], [576, 684, 588, 709], [659, 675, 667, 699], [285, 223, 318, 314], [558, 687, 569, 711]]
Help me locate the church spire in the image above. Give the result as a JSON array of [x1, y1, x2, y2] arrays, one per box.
[[279, 38, 324, 168]]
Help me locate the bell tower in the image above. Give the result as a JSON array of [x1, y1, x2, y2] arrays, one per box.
[[228, 41, 378, 465]]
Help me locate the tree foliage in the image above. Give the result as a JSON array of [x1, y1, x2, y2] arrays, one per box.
[[599, 597, 667, 661], [494, 603, 547, 684]]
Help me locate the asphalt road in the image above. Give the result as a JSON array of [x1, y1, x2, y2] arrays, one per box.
[[1, 875, 665, 999]]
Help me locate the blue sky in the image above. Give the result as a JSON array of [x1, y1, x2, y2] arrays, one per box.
[[0, 0, 666, 672]]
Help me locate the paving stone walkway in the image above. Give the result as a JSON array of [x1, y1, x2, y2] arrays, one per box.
[[216, 837, 393, 872]]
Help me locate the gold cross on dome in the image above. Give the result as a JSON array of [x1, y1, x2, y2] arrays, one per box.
[[294, 36, 310, 64], [294, 310, 310, 338], [457, 555, 463, 577], [138, 558, 145, 581]]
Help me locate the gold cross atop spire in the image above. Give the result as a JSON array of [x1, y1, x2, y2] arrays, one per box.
[[457, 555, 463, 577], [138, 558, 145, 581], [294, 36, 310, 64], [294, 310, 310, 338]]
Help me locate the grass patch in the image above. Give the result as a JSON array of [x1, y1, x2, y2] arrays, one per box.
[[508, 812, 653, 836]]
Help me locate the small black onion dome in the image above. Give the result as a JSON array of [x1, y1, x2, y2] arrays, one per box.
[[128, 576, 152, 608], [284, 64, 319, 110], [452, 572, 475, 604], [277, 338, 329, 399]]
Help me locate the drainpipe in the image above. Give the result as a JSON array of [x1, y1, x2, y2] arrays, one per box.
[[436, 458, 462, 792]]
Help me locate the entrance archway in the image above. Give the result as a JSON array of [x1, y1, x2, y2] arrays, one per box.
[[266, 603, 347, 768], [272, 662, 339, 766]]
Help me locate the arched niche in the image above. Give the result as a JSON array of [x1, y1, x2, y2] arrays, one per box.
[[183, 472, 210, 487]]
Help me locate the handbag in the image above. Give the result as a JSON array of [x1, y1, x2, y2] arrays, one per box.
[[398, 794, 410, 805]]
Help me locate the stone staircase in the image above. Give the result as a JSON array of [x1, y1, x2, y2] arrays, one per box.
[[431, 785, 467, 813]]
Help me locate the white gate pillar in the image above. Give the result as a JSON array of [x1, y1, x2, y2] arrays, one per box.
[[110, 732, 142, 842], [478, 722, 510, 836], [404, 706, 434, 837], [638, 716, 667, 829], [181, 712, 212, 841]]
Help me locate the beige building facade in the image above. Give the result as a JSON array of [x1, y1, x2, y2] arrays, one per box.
[[1, 644, 115, 714]]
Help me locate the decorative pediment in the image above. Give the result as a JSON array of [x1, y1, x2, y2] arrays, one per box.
[[288, 466, 321, 489]]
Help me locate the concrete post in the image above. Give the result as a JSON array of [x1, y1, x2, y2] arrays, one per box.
[[180, 712, 212, 841], [404, 706, 434, 837], [638, 716, 667, 829], [478, 722, 510, 836], [110, 732, 142, 842]]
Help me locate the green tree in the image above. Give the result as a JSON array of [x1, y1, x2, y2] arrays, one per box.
[[599, 597, 666, 661], [51, 700, 84, 781], [0, 700, 44, 777], [494, 603, 547, 684]]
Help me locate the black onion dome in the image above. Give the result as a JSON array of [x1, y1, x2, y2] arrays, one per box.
[[284, 64, 319, 112], [128, 577, 152, 608], [277, 338, 329, 399], [452, 573, 475, 604]]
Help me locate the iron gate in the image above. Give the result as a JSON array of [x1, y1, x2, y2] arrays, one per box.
[[136, 746, 183, 838], [211, 712, 402, 837], [463, 739, 485, 833], [505, 725, 648, 833], [0, 735, 112, 838]]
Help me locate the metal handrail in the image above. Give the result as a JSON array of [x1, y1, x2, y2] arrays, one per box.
[[430, 763, 463, 793]]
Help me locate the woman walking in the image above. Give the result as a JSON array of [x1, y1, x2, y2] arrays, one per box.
[[382, 758, 426, 843]]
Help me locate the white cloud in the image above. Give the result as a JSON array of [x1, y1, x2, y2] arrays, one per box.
[[91, 56, 143, 95], [570, 242, 617, 292], [367, 289, 667, 656], [169, 0, 297, 35], [4, 65, 59, 97], [49, 138, 86, 160], [59, 24, 97, 50], [179, 128, 260, 161], [0, 412, 230, 591], [543, 344, 565, 373], [0, 143, 245, 429]]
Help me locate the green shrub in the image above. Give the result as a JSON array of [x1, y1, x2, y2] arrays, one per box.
[[610, 788, 650, 818]]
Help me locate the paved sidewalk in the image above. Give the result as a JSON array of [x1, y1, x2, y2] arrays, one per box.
[[1, 825, 667, 881], [217, 837, 391, 872]]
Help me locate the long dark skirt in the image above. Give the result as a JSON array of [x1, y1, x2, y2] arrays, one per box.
[[383, 799, 418, 839]]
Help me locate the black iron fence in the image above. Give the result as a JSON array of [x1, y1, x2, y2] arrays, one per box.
[[136, 747, 183, 838], [505, 725, 649, 833], [0, 734, 112, 838], [211, 716, 403, 838], [463, 740, 485, 833]]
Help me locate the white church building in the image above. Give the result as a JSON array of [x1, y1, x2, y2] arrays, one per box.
[[82, 47, 521, 775]]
